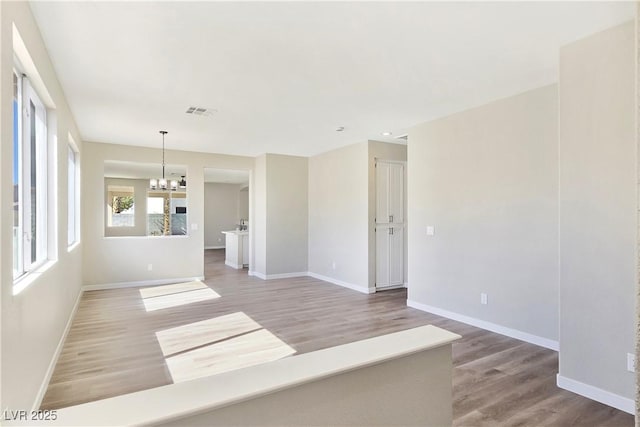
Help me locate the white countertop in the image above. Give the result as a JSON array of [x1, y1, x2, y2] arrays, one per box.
[[222, 230, 249, 235], [25, 325, 459, 426]]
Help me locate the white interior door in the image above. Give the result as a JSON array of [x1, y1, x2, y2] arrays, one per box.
[[375, 160, 405, 290]]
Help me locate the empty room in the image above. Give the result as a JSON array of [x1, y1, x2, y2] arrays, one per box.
[[1, 1, 638, 426]]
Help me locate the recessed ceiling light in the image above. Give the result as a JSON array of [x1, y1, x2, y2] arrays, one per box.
[[382, 131, 393, 136], [336, 126, 345, 132]]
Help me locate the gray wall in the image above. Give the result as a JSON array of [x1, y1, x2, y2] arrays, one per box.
[[203, 182, 243, 248], [407, 84, 560, 343], [253, 155, 267, 275], [253, 154, 308, 276], [238, 187, 249, 221], [558, 21, 636, 401], [308, 142, 369, 288]]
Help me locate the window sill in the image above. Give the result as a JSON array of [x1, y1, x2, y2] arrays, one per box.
[[67, 241, 81, 253], [13, 259, 57, 296]]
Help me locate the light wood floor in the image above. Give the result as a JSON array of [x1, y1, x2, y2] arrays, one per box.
[[41, 249, 633, 426]]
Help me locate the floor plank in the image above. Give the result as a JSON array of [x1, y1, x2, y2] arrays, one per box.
[[41, 249, 634, 426]]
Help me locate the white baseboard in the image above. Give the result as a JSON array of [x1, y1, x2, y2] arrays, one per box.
[[252, 271, 267, 280], [265, 272, 308, 280], [307, 272, 374, 294], [557, 375, 634, 414], [83, 276, 205, 291], [251, 270, 374, 295], [376, 284, 405, 291], [32, 288, 84, 411], [225, 260, 243, 269], [205, 245, 225, 250], [406, 300, 559, 351], [251, 271, 308, 280]]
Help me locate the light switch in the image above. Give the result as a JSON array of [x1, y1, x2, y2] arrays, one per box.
[[426, 226, 435, 236], [191, 223, 198, 231]]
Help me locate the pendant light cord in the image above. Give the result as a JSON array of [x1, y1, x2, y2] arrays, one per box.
[[160, 130, 167, 180]]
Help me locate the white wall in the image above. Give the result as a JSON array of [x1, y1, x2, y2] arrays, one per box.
[[1, 1, 84, 410], [308, 142, 369, 289], [253, 154, 308, 277], [203, 182, 243, 248], [558, 21, 636, 404], [407, 85, 559, 344], [82, 142, 253, 286]]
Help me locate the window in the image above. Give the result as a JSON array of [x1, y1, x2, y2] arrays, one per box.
[[107, 185, 135, 227], [147, 192, 166, 236], [68, 142, 79, 246], [13, 71, 49, 279], [147, 190, 187, 236]]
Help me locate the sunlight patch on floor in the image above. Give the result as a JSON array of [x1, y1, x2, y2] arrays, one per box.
[[165, 328, 296, 383], [140, 281, 220, 312], [155, 312, 261, 356], [139, 280, 208, 298]]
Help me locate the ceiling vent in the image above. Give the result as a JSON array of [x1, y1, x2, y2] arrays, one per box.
[[185, 106, 216, 117]]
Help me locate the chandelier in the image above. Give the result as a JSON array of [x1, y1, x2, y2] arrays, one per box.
[[149, 130, 178, 190]]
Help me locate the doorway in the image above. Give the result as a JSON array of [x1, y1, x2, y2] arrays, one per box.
[[203, 168, 250, 274]]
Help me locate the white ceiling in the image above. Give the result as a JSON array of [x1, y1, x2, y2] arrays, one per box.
[[30, 1, 635, 157]]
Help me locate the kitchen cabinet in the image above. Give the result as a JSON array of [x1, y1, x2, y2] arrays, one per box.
[[375, 161, 405, 289], [376, 162, 404, 224], [376, 225, 404, 288], [222, 230, 249, 269]]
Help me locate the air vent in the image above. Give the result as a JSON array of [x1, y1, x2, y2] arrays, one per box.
[[185, 106, 216, 117], [396, 134, 408, 141]]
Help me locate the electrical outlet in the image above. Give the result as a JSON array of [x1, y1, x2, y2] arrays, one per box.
[[147, 264, 153, 271], [332, 261, 337, 270], [191, 223, 198, 231], [480, 293, 488, 305], [426, 226, 435, 236], [217, 238, 222, 242], [627, 353, 636, 372]]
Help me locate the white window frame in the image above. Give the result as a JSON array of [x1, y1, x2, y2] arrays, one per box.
[[67, 140, 80, 248], [13, 72, 49, 280], [12, 69, 23, 279], [106, 184, 136, 228]]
